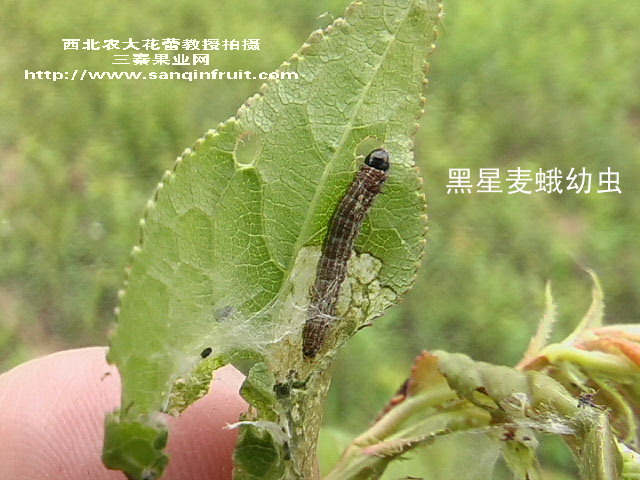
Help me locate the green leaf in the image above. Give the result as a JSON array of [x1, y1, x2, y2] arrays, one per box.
[[102, 414, 168, 480], [103, 0, 440, 478], [498, 437, 541, 480], [518, 280, 557, 369], [564, 270, 605, 344], [234, 425, 287, 480], [521, 276, 640, 450], [619, 442, 640, 479]]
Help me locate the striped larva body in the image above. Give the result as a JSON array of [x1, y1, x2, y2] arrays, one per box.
[[302, 148, 390, 358]]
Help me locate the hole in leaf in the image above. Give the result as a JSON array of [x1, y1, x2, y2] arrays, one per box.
[[355, 136, 384, 159], [235, 132, 261, 168]]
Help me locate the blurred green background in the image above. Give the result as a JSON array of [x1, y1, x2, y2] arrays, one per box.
[[1, 0, 638, 477]]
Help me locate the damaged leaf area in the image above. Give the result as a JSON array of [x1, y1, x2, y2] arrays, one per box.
[[103, 0, 441, 478], [327, 350, 629, 480], [325, 277, 640, 479], [519, 273, 640, 465]]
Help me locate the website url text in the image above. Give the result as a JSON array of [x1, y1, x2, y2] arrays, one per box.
[[24, 69, 298, 82]]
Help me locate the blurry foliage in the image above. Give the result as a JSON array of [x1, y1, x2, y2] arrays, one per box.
[[1, 0, 639, 477]]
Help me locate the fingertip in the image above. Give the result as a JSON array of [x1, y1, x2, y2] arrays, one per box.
[[164, 365, 247, 479], [0, 348, 247, 480], [0, 347, 122, 479]]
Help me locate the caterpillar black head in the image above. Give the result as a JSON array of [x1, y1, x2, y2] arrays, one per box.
[[364, 148, 390, 172]]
